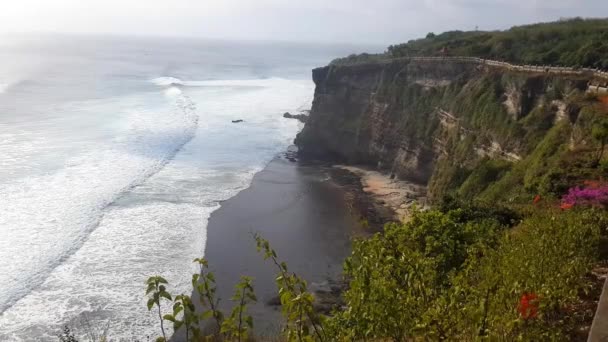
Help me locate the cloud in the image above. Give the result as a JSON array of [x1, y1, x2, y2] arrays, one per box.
[[0, 0, 606, 43]]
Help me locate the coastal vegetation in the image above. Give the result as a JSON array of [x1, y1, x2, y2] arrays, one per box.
[[389, 18, 608, 69], [332, 18, 608, 69]]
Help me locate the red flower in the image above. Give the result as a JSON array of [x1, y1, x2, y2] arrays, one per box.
[[583, 180, 603, 188], [518, 292, 538, 319], [533, 195, 541, 204], [560, 202, 574, 210]]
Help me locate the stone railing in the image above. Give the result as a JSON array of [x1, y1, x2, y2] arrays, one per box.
[[397, 56, 608, 80], [390, 56, 608, 94]]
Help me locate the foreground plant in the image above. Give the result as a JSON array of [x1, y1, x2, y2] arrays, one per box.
[[163, 294, 200, 341], [323, 206, 604, 340], [255, 233, 325, 342], [146, 276, 172, 342], [192, 258, 224, 334], [146, 258, 261, 342], [221, 276, 257, 341]]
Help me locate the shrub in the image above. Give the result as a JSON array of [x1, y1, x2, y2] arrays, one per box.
[[326, 208, 505, 340], [443, 209, 602, 340], [458, 158, 512, 200], [324, 207, 603, 340]]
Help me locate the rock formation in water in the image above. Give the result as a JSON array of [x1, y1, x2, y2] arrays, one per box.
[[283, 112, 309, 123]]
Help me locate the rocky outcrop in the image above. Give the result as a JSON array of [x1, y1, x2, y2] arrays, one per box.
[[295, 58, 595, 201], [283, 112, 309, 123]]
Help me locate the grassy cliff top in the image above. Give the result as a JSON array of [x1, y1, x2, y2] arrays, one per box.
[[332, 18, 608, 69]]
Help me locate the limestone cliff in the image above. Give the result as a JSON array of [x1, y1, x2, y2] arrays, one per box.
[[296, 59, 604, 202]]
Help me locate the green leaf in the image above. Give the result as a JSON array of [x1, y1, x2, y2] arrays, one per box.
[[173, 306, 183, 316], [147, 298, 155, 311], [201, 310, 214, 320], [174, 321, 184, 330]]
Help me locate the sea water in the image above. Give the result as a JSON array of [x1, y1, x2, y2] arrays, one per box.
[[0, 34, 367, 340]]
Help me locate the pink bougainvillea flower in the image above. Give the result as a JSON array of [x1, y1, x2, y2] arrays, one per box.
[[561, 184, 608, 208], [533, 195, 541, 204]]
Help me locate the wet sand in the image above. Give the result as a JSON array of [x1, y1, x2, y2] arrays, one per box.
[[200, 153, 360, 335], [337, 165, 428, 222]]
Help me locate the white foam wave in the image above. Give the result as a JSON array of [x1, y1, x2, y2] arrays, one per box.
[[0, 91, 198, 317], [0, 202, 214, 341], [150, 76, 184, 86], [164, 86, 183, 97]]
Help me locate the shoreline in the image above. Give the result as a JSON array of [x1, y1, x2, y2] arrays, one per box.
[[189, 150, 364, 338], [168, 148, 425, 340]]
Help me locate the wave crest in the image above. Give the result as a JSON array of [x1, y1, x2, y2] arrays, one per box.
[[150, 76, 184, 86]]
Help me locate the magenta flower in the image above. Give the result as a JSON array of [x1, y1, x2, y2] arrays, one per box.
[[561, 185, 608, 208]]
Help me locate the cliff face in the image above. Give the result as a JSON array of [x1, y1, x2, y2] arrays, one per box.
[[296, 59, 600, 202]]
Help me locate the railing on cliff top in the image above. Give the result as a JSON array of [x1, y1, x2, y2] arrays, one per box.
[[336, 55, 608, 83], [406, 56, 608, 80]]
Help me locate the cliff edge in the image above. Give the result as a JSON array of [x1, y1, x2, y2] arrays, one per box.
[[296, 58, 605, 202]]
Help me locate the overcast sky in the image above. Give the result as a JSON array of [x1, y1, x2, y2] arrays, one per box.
[[0, 0, 607, 44]]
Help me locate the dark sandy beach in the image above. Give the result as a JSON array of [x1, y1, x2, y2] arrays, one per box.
[[200, 150, 361, 335]]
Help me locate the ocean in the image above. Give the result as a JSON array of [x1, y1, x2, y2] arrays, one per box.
[[0, 34, 372, 340]]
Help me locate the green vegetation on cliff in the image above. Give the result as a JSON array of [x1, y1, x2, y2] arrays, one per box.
[[329, 205, 604, 341], [347, 62, 605, 204], [390, 18, 608, 69], [333, 18, 608, 69]]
